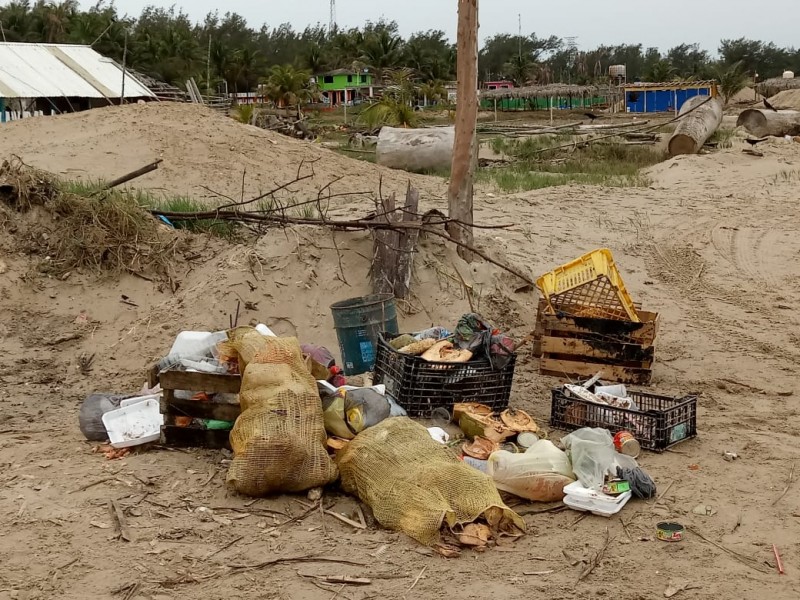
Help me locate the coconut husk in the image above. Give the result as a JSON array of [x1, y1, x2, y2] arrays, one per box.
[[453, 403, 493, 423], [456, 523, 491, 548], [462, 436, 499, 460], [398, 338, 437, 355], [500, 409, 540, 434], [421, 340, 473, 363], [459, 412, 516, 443]]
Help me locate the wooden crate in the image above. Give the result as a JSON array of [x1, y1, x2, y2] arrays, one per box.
[[533, 298, 659, 385], [154, 367, 242, 449]]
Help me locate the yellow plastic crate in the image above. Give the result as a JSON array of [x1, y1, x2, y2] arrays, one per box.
[[537, 248, 640, 322]]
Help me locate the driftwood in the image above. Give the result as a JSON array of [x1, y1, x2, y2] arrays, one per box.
[[668, 96, 723, 156], [737, 109, 800, 138], [102, 159, 163, 191], [376, 127, 454, 171], [372, 185, 421, 299]]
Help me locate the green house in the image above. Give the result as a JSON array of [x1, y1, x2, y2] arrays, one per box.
[[314, 69, 376, 106]]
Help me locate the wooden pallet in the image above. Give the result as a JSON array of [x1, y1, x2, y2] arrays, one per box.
[[154, 367, 242, 449], [533, 298, 659, 385]]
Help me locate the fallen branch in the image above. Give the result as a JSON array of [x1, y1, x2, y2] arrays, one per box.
[[69, 476, 116, 494], [577, 528, 612, 583], [109, 499, 132, 542], [687, 526, 770, 573], [102, 159, 163, 191], [772, 461, 795, 506], [229, 555, 368, 573]]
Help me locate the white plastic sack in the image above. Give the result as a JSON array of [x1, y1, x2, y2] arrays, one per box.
[[562, 428, 638, 490], [487, 440, 576, 502]]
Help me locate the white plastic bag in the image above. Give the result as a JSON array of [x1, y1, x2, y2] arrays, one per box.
[[562, 428, 620, 490], [487, 440, 576, 502]]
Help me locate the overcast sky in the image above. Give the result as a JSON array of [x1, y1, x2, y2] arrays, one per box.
[[92, 0, 798, 53]]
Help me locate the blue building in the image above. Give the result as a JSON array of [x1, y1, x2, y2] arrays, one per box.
[[624, 81, 718, 114]]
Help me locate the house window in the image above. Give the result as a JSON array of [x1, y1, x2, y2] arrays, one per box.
[[347, 75, 353, 83], [323, 75, 334, 84], [360, 74, 367, 83]]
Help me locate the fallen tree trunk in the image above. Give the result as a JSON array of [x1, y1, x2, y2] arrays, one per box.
[[668, 96, 723, 156], [736, 109, 800, 138], [376, 126, 454, 172]]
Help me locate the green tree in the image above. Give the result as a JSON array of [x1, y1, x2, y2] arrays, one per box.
[[647, 59, 677, 82], [714, 60, 751, 104], [667, 43, 711, 79], [262, 64, 316, 108], [479, 33, 561, 82], [360, 68, 418, 127]]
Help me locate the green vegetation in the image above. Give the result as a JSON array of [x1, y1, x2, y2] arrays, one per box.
[[479, 136, 661, 192], [0, 3, 797, 94], [60, 180, 239, 239], [710, 127, 736, 149], [714, 61, 752, 104]]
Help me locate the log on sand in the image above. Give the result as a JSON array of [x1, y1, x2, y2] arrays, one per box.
[[376, 126, 454, 172], [668, 96, 724, 157], [736, 109, 800, 138]]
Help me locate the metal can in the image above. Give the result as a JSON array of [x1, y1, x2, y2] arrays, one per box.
[[656, 522, 685, 542], [614, 431, 641, 458]]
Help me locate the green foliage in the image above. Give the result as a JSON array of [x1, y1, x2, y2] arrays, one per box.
[[234, 104, 255, 124], [479, 137, 661, 192], [0, 3, 798, 95], [262, 65, 317, 107], [710, 127, 736, 149], [714, 61, 751, 104], [359, 69, 419, 127]]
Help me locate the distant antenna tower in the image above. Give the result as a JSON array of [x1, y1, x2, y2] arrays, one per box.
[[329, 0, 337, 34]]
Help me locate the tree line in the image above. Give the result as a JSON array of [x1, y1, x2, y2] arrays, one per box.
[[1, 1, 798, 95]]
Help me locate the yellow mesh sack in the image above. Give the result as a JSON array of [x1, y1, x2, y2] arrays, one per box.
[[226, 332, 338, 496], [337, 417, 525, 546]]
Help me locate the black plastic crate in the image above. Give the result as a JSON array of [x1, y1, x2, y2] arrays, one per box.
[[550, 386, 697, 452], [373, 333, 516, 417]]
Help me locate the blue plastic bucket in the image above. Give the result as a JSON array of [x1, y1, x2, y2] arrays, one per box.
[[330, 294, 399, 375]]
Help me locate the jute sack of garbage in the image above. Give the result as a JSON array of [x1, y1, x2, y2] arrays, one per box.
[[226, 329, 337, 495], [337, 417, 525, 546]]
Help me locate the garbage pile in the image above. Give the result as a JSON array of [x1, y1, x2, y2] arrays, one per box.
[[76, 292, 696, 556]]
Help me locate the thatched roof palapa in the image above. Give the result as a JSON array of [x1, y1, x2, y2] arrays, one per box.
[[756, 77, 800, 98], [480, 84, 599, 100]]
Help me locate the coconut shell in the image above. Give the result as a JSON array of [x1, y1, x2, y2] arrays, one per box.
[[453, 403, 493, 423], [500, 408, 540, 433], [421, 340, 473, 363], [456, 523, 491, 547], [462, 436, 500, 460], [398, 338, 437, 356], [459, 412, 515, 443]]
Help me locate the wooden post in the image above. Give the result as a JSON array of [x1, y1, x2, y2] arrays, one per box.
[[447, 0, 478, 263], [371, 185, 421, 300]]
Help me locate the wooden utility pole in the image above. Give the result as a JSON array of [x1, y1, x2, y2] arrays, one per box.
[[447, 0, 478, 262]]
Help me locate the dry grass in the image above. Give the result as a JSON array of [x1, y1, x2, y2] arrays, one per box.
[[0, 157, 183, 278]]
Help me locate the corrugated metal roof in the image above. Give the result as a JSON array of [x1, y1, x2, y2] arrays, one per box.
[[0, 42, 154, 99]]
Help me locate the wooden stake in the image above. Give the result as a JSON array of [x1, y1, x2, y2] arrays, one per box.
[[447, 0, 479, 262]]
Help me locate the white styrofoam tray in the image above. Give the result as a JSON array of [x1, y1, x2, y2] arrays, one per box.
[[120, 394, 160, 408], [102, 398, 163, 448], [563, 481, 633, 517]]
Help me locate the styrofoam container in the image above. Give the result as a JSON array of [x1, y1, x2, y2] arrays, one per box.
[[563, 481, 633, 517], [120, 394, 160, 408], [102, 398, 163, 448]]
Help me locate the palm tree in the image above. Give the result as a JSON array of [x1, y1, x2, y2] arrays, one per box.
[[504, 54, 535, 86], [714, 60, 751, 104], [360, 29, 403, 82], [262, 64, 316, 109], [359, 68, 418, 127], [647, 59, 677, 82], [419, 80, 446, 106]]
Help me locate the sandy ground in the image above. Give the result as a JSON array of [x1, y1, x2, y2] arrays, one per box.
[[1, 106, 800, 600]]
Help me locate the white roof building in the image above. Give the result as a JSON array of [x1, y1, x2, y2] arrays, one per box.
[[0, 42, 154, 101]]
